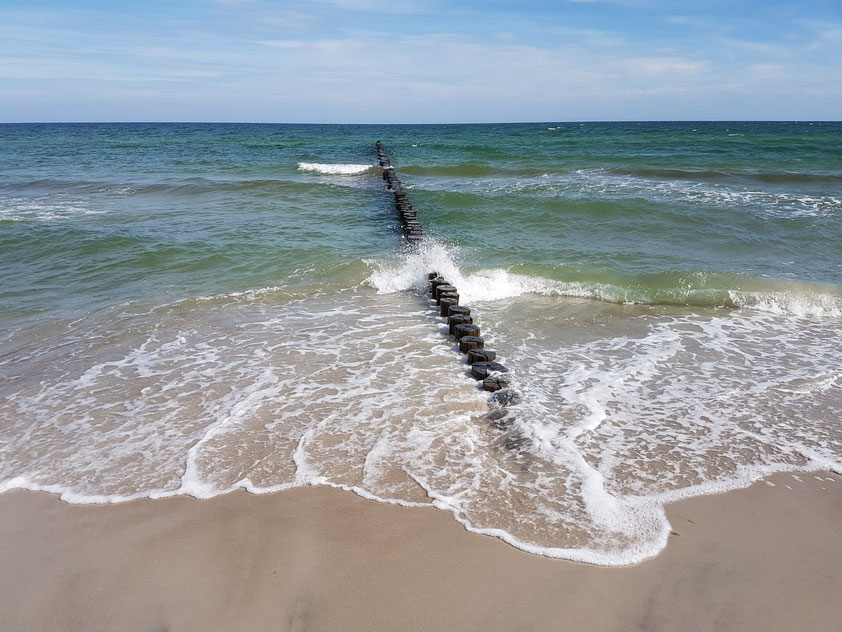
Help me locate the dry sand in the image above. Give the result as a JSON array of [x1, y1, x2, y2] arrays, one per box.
[[1, 472, 840, 632]]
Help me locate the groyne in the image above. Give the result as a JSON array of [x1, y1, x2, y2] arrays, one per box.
[[376, 141, 513, 394]]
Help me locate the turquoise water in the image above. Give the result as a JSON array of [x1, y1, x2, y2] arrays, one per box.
[[1, 122, 841, 564], [2, 122, 840, 319]]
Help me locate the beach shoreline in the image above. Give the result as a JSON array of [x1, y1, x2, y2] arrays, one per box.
[[1, 471, 840, 632]]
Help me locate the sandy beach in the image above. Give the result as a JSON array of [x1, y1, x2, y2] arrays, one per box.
[[1, 471, 840, 632]]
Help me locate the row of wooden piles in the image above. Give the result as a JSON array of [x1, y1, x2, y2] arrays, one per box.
[[376, 140, 422, 245], [375, 141, 511, 393], [428, 273, 510, 392]]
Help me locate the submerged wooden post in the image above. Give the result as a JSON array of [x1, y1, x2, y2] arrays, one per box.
[[483, 375, 510, 392]]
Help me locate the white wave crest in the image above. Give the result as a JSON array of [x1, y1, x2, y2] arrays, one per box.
[[364, 240, 842, 319], [297, 162, 374, 175], [0, 196, 107, 222], [365, 240, 556, 302], [729, 289, 842, 318]]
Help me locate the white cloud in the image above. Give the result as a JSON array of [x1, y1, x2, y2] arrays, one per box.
[[723, 38, 790, 58], [620, 56, 708, 75], [258, 40, 306, 48], [310, 0, 422, 12]]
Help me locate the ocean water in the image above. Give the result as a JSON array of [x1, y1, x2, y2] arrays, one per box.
[[1, 122, 840, 565]]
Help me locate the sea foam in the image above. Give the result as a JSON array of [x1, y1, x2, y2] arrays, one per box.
[[297, 162, 375, 175], [2, 270, 841, 566]]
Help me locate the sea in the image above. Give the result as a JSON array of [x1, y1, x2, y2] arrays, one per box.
[[1, 121, 840, 565]]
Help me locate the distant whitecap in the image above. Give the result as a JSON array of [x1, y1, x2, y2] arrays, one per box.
[[297, 162, 374, 175]]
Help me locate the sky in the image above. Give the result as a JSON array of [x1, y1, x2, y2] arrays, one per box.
[[0, 0, 840, 123]]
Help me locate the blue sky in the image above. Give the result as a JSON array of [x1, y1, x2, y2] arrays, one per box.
[[0, 0, 840, 122]]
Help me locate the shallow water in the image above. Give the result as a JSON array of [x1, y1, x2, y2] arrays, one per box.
[[1, 122, 840, 564]]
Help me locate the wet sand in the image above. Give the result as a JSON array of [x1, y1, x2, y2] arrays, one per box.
[[1, 472, 840, 632]]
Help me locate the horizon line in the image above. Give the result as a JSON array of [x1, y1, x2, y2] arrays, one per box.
[[1, 119, 840, 125]]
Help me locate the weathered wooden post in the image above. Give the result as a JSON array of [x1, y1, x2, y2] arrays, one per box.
[[483, 375, 510, 392], [458, 336, 484, 353], [470, 361, 508, 381], [430, 278, 450, 295], [447, 305, 470, 318], [448, 313, 473, 334], [453, 323, 480, 340], [438, 293, 458, 308], [439, 296, 459, 317], [467, 349, 496, 364], [434, 284, 457, 302]]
